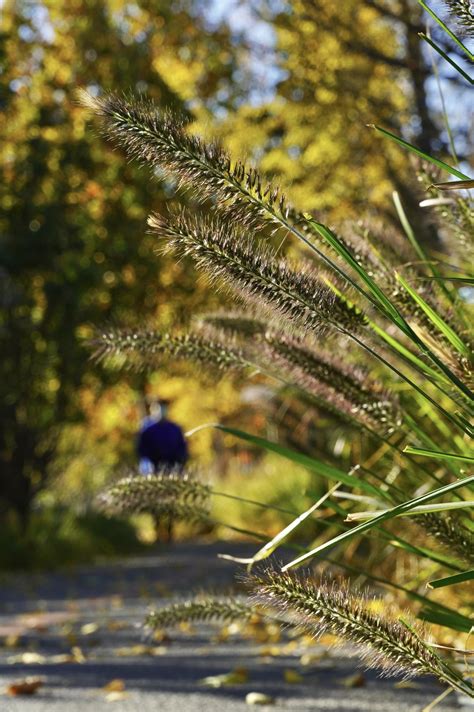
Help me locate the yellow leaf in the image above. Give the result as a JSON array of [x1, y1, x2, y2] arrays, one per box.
[[71, 646, 86, 663], [246, 692, 275, 705], [300, 652, 328, 666], [394, 680, 421, 689], [81, 622, 99, 635], [115, 644, 150, 657], [283, 669, 304, 684], [341, 672, 365, 688], [8, 652, 46, 665], [105, 691, 128, 702], [103, 679, 126, 692], [199, 667, 249, 687]]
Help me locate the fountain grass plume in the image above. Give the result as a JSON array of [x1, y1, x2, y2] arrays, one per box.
[[90, 325, 248, 373], [146, 597, 253, 629], [78, 89, 291, 230], [149, 210, 367, 337], [98, 471, 211, 522], [262, 334, 401, 433], [443, 0, 474, 37], [421, 511, 474, 565]]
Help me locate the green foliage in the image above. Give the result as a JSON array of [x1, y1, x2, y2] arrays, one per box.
[[0, 506, 144, 571]]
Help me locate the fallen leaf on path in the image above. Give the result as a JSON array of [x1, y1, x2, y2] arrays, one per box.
[[8, 652, 46, 665], [283, 669, 304, 684], [394, 680, 422, 689], [71, 646, 86, 663], [246, 692, 275, 705], [341, 672, 365, 688], [103, 679, 125, 692], [81, 622, 99, 635], [1, 634, 21, 648], [152, 629, 171, 644], [258, 645, 281, 657], [106, 620, 128, 632], [300, 651, 328, 666], [199, 667, 249, 688], [115, 644, 167, 657], [7, 649, 85, 665], [105, 691, 128, 702], [7, 677, 44, 696]]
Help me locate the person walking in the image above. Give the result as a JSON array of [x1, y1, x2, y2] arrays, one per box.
[[137, 398, 188, 542]]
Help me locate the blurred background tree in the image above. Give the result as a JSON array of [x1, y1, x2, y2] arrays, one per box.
[[1, 0, 469, 543], [213, 0, 470, 226], [0, 0, 239, 526]]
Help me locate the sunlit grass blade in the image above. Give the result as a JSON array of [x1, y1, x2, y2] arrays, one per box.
[[396, 273, 470, 357], [240, 484, 340, 569], [305, 217, 404, 324], [347, 500, 474, 522], [419, 32, 474, 84], [393, 191, 429, 264], [187, 423, 393, 501], [392, 191, 457, 309], [282, 473, 474, 570], [306, 217, 474, 404], [428, 569, 474, 590], [403, 446, 474, 463], [415, 0, 474, 60], [419, 276, 474, 284], [368, 319, 449, 384], [369, 125, 472, 180], [433, 180, 474, 190]]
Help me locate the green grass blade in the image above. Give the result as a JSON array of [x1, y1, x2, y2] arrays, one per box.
[[347, 500, 474, 522], [420, 276, 474, 284], [419, 32, 474, 84], [396, 273, 470, 357], [232, 484, 340, 569], [307, 217, 474, 404], [392, 190, 458, 308], [403, 446, 474, 463], [389, 535, 463, 572], [305, 217, 404, 325], [419, 608, 473, 633], [369, 125, 472, 180], [332, 556, 473, 632], [428, 569, 474, 590], [368, 319, 449, 383], [415, 0, 474, 61], [393, 191, 429, 264], [282, 473, 474, 570], [210, 425, 392, 501]]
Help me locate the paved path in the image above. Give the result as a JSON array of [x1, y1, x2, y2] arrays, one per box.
[[0, 542, 469, 711]]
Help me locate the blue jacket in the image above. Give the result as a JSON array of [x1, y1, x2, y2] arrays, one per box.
[[137, 419, 188, 470]]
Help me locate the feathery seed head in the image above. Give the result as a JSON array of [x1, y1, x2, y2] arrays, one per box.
[[80, 90, 292, 229], [420, 512, 474, 566], [90, 325, 248, 373], [145, 597, 252, 629], [443, 0, 474, 37], [262, 335, 400, 433], [98, 471, 211, 523], [149, 211, 367, 337], [249, 569, 444, 680]]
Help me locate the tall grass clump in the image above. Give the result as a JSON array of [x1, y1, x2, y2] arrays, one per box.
[[81, 2, 473, 699]]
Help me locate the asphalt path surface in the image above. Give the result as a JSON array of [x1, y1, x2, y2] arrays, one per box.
[[0, 542, 470, 711]]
